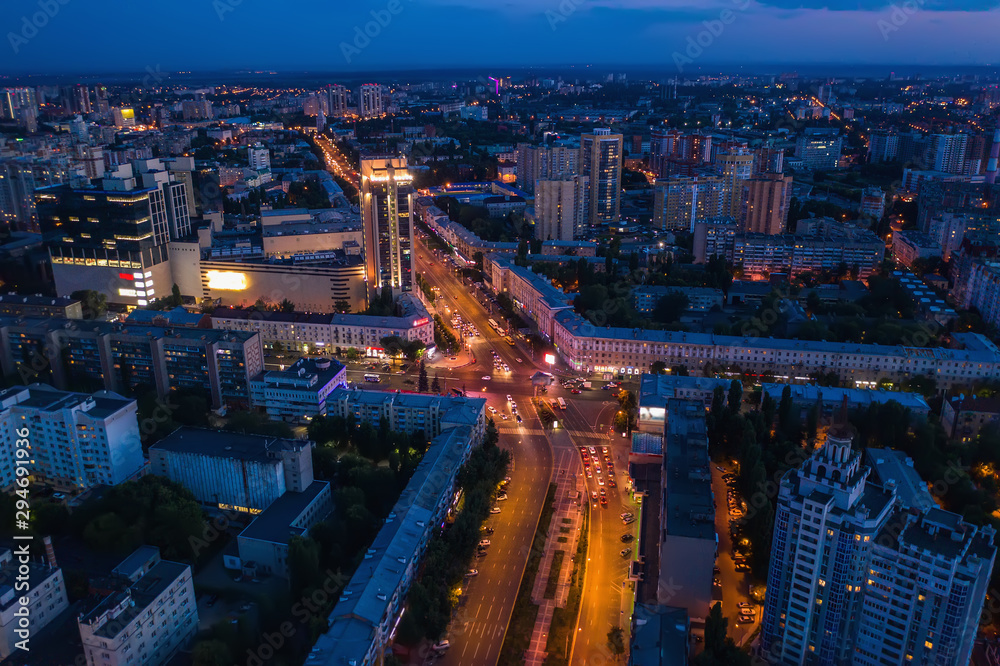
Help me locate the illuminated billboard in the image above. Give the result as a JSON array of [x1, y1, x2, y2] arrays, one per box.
[[544, 353, 556, 365], [206, 270, 248, 291]]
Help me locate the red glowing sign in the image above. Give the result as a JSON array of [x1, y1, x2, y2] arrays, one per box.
[[412, 318, 430, 327], [119, 272, 135, 280]]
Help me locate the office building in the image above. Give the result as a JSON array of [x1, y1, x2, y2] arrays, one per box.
[[761, 423, 995, 666], [149, 427, 317, 513], [795, 129, 843, 170], [358, 84, 383, 118], [580, 129, 623, 226], [78, 547, 197, 666], [652, 177, 727, 232], [0, 545, 68, 660], [361, 156, 415, 298], [657, 399, 715, 620], [0, 158, 72, 232], [211, 293, 433, 355], [0, 384, 142, 491], [533, 176, 589, 241], [312, 391, 483, 665], [739, 173, 793, 234], [36, 159, 192, 307], [250, 356, 347, 423], [515, 143, 579, 194], [0, 317, 263, 410]]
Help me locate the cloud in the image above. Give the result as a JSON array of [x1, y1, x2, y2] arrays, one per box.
[[755, 0, 999, 10]]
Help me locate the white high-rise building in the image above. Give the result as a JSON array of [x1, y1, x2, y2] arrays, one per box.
[[358, 84, 384, 118], [929, 133, 970, 175], [360, 156, 414, 297], [0, 384, 143, 491], [762, 422, 995, 666], [248, 142, 270, 172]]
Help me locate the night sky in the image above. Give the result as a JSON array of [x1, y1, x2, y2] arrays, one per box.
[[0, 0, 997, 74]]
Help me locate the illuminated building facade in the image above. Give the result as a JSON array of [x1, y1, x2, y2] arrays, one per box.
[[35, 159, 191, 307], [361, 156, 414, 298], [580, 129, 623, 227]]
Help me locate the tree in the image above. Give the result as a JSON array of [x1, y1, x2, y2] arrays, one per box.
[[334, 299, 352, 313], [652, 291, 689, 324], [607, 626, 626, 656], [484, 418, 499, 449], [727, 380, 743, 414], [432, 374, 441, 394], [650, 361, 667, 375], [169, 283, 183, 308], [279, 298, 295, 313], [704, 602, 728, 655], [288, 535, 321, 598], [418, 363, 429, 392], [71, 290, 107, 319], [192, 640, 232, 666]]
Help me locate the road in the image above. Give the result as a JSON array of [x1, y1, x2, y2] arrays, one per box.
[[711, 464, 761, 644], [557, 391, 639, 665], [413, 233, 556, 666], [314, 133, 360, 191]]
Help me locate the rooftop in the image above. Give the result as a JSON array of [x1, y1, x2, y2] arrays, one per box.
[[662, 399, 715, 541], [238, 480, 330, 545], [866, 448, 936, 512], [0, 384, 134, 420], [149, 427, 309, 462]]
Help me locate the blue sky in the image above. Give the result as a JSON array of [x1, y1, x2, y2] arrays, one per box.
[[0, 0, 997, 74]]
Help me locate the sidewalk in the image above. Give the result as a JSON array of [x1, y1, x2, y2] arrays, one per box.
[[524, 439, 586, 666]]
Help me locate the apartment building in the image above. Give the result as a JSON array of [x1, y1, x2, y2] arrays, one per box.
[[533, 176, 589, 241], [652, 176, 727, 232], [657, 399, 716, 621], [249, 356, 347, 423], [0, 384, 142, 490], [0, 316, 263, 410], [632, 286, 723, 315], [210, 293, 434, 355], [892, 230, 941, 268], [761, 425, 995, 666], [731, 224, 884, 280], [0, 294, 83, 319], [940, 395, 1000, 442], [635, 374, 734, 434], [0, 546, 68, 659], [78, 547, 198, 666], [325, 388, 487, 441]]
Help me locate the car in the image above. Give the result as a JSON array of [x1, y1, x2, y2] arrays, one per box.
[[433, 640, 451, 651], [591, 491, 598, 502], [585, 467, 593, 478], [515, 414, 523, 423], [716, 466, 725, 472], [600, 496, 608, 506], [621, 512, 633, 519], [466, 569, 478, 577], [714, 577, 721, 587], [490, 507, 501, 514], [620, 548, 632, 558], [506, 394, 513, 402], [476, 549, 488, 558], [482, 526, 494, 534], [738, 616, 754, 624], [482, 376, 491, 381], [479, 539, 491, 547], [516, 358, 523, 363], [501, 414, 509, 420], [608, 478, 617, 487], [488, 406, 497, 414], [594, 463, 601, 473], [738, 602, 752, 608], [598, 476, 605, 486], [449, 356, 458, 361], [52, 492, 66, 501], [571, 389, 582, 394], [589, 446, 597, 455], [622, 516, 635, 524], [735, 564, 751, 572], [621, 534, 634, 542], [740, 608, 755, 616], [599, 488, 607, 497], [496, 493, 508, 501]]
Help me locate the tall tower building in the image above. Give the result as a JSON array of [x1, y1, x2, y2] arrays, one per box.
[[739, 173, 793, 234], [753, 146, 785, 176], [762, 418, 995, 666], [580, 129, 623, 227], [652, 177, 727, 232], [361, 157, 414, 299], [0, 88, 37, 121], [358, 84, 384, 119], [534, 176, 589, 241], [515, 143, 579, 194], [867, 130, 899, 163], [326, 84, 349, 117], [248, 143, 270, 172], [717, 150, 755, 218], [928, 133, 970, 174]]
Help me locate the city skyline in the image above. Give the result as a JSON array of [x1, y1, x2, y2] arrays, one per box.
[[1, 1, 999, 75]]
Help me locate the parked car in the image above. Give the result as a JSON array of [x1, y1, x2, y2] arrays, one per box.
[[621, 533, 634, 542], [479, 539, 491, 547], [620, 548, 632, 558], [466, 569, 478, 577]]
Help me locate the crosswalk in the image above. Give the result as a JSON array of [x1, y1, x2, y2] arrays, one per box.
[[497, 425, 613, 441]]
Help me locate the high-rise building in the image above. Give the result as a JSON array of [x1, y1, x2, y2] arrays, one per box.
[[0, 87, 37, 121], [867, 130, 899, 163], [515, 143, 579, 194], [859, 187, 886, 220], [35, 158, 191, 307], [326, 84, 349, 117], [795, 129, 843, 170], [761, 422, 995, 666], [0, 157, 72, 232], [358, 83, 383, 118], [580, 129, 623, 227], [753, 145, 785, 176], [0, 384, 143, 490], [361, 156, 414, 298], [739, 173, 793, 234], [928, 133, 970, 174], [652, 176, 726, 232], [248, 142, 270, 172], [0, 546, 68, 660], [717, 150, 755, 218], [534, 176, 589, 241]]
